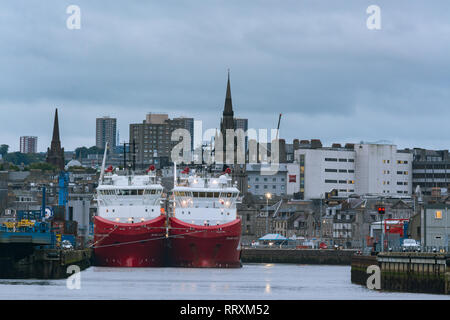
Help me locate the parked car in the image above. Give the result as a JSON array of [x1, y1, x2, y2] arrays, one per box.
[[61, 240, 74, 250], [319, 242, 328, 249], [402, 239, 420, 251]]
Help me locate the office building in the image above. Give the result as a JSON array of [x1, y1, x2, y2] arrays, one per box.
[[129, 113, 194, 166], [411, 148, 450, 196], [294, 141, 413, 200]]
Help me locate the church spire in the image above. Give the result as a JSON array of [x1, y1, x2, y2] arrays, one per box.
[[46, 108, 65, 170], [223, 69, 233, 116], [52, 108, 60, 143]]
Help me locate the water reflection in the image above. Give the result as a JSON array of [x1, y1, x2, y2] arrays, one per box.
[[0, 264, 447, 300]]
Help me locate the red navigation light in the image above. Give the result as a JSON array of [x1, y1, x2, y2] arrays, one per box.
[[105, 165, 113, 173], [146, 165, 155, 172], [378, 207, 385, 215], [224, 168, 231, 174]]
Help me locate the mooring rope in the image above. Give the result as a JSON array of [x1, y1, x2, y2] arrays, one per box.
[[91, 229, 209, 249]]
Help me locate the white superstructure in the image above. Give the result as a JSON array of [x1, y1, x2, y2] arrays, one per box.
[[172, 170, 240, 226], [96, 170, 164, 223]]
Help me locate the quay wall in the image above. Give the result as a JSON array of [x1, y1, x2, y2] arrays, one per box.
[[0, 248, 92, 279], [241, 248, 358, 265], [377, 252, 450, 294], [351, 252, 450, 294], [350, 255, 378, 286]]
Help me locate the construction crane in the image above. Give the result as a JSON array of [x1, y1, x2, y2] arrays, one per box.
[[276, 113, 282, 140]]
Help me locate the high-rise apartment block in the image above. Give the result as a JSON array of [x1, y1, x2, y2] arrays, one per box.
[[96, 116, 117, 149], [20, 136, 37, 154], [129, 113, 194, 165]]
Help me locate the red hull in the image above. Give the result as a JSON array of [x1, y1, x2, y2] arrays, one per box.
[[93, 215, 166, 267], [168, 217, 242, 268]]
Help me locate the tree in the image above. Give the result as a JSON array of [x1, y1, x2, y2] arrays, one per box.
[[75, 146, 104, 159], [88, 146, 104, 155], [75, 147, 88, 159], [0, 144, 8, 157], [28, 162, 57, 171]]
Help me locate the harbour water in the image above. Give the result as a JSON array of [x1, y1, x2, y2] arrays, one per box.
[[0, 263, 448, 300]]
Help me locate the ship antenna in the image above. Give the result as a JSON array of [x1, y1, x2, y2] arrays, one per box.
[[174, 162, 177, 187], [99, 142, 108, 184]]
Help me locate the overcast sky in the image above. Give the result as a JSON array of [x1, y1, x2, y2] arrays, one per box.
[[1, 1, 450, 152]]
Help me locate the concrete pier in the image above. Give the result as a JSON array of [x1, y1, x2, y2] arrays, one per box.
[[241, 248, 357, 265], [0, 248, 92, 279]]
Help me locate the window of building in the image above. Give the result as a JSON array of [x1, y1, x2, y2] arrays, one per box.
[[325, 169, 338, 172], [435, 210, 443, 219], [325, 158, 337, 162], [325, 180, 337, 183]]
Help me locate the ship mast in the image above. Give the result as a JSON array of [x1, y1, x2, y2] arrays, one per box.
[[99, 142, 108, 184]]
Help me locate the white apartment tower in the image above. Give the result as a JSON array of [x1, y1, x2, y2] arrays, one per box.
[[353, 143, 412, 196], [20, 136, 38, 154]]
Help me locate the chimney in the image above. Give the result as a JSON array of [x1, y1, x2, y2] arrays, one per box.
[[310, 139, 322, 149]]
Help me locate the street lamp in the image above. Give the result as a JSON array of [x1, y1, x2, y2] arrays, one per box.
[[265, 192, 272, 234]]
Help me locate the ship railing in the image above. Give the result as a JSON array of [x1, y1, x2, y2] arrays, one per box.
[[176, 199, 237, 209]]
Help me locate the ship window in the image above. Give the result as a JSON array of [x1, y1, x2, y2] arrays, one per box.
[[192, 192, 199, 197], [207, 192, 214, 198], [213, 192, 220, 198], [226, 192, 232, 197], [131, 190, 138, 195], [199, 192, 206, 198], [138, 190, 144, 195]]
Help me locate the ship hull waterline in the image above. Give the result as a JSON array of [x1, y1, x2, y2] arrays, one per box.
[[168, 217, 242, 268], [93, 215, 166, 267]]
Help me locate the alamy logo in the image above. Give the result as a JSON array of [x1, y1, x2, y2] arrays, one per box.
[[366, 265, 381, 290], [66, 5, 81, 30], [366, 5, 381, 30], [66, 265, 81, 290], [170, 123, 281, 175]]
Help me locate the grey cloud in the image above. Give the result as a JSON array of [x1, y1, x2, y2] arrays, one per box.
[[1, 0, 450, 152]]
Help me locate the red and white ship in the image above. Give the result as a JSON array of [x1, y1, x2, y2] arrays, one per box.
[[168, 167, 242, 268], [93, 164, 166, 267]]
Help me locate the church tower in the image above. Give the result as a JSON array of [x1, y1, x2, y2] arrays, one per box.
[[218, 71, 248, 194], [46, 108, 65, 170]]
